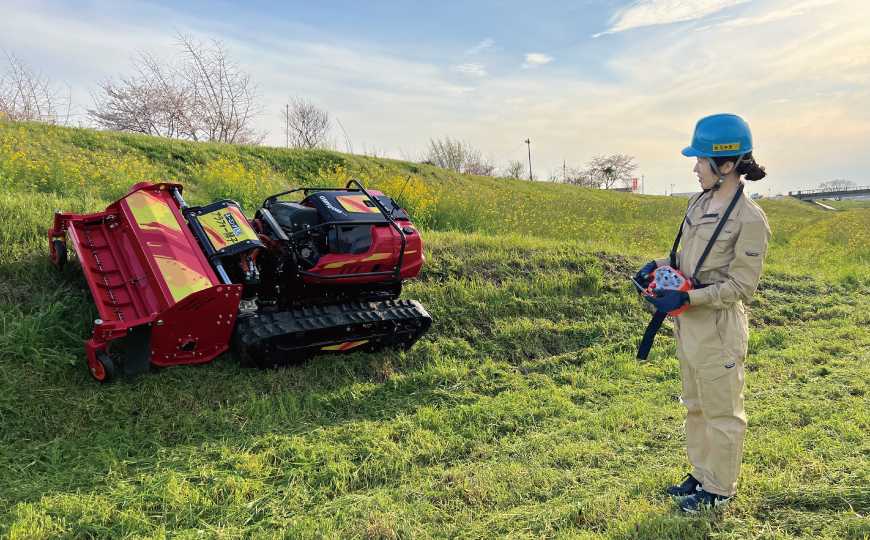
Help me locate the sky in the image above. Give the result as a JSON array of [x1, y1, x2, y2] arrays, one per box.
[[2, 0, 869, 195]]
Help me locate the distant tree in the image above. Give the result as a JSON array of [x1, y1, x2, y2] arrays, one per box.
[[174, 31, 265, 144], [89, 31, 265, 144], [360, 142, 389, 158], [424, 136, 482, 173], [464, 153, 497, 177], [562, 165, 595, 187], [819, 179, 856, 191], [89, 50, 191, 139], [0, 46, 73, 124], [586, 154, 638, 190], [281, 95, 331, 149], [502, 160, 526, 179]]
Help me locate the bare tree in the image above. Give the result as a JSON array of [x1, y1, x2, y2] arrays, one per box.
[[0, 46, 73, 124], [819, 179, 856, 191], [562, 165, 595, 187], [464, 153, 497, 176], [361, 142, 389, 158], [424, 136, 482, 173], [502, 160, 526, 179], [281, 95, 331, 149], [586, 154, 638, 190], [88, 31, 265, 144], [89, 50, 191, 138], [175, 31, 265, 144]]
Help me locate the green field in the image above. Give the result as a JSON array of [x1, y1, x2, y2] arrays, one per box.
[[1, 119, 869, 539]]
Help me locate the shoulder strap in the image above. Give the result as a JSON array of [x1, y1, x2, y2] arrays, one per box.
[[669, 192, 706, 269], [690, 184, 744, 284]]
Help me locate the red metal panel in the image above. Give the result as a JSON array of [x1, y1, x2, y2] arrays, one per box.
[[149, 284, 243, 366], [117, 185, 218, 306], [305, 224, 424, 284]]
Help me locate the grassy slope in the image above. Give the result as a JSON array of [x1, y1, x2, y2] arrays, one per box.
[[1, 120, 869, 539]]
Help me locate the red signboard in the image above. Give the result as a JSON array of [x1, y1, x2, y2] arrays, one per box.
[[632, 178, 638, 191]]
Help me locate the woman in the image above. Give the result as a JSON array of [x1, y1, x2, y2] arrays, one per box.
[[634, 114, 771, 513]]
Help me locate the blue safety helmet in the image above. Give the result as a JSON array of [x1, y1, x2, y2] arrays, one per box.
[[683, 114, 753, 189], [682, 114, 753, 157]]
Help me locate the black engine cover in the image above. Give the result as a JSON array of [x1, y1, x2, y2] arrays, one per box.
[[269, 202, 320, 233]]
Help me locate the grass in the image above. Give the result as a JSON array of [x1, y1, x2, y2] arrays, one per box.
[[0, 119, 869, 539]]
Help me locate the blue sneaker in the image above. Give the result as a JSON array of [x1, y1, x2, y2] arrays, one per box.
[[665, 474, 702, 500], [679, 489, 734, 514]]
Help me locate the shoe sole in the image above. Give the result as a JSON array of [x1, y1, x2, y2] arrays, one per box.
[[681, 498, 733, 514]]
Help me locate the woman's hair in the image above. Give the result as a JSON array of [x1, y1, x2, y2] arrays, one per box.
[[712, 152, 767, 181]]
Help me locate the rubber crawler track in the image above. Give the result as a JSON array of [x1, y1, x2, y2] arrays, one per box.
[[234, 299, 432, 368]]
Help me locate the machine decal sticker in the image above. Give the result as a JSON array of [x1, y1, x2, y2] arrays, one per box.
[[125, 190, 214, 303], [319, 195, 347, 216], [127, 190, 183, 233], [154, 256, 213, 302], [225, 213, 244, 236], [321, 340, 369, 351], [199, 205, 258, 250], [324, 259, 359, 269], [337, 195, 380, 214], [362, 252, 392, 262]]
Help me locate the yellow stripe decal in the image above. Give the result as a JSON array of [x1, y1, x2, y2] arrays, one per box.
[[362, 253, 392, 262], [127, 191, 183, 233], [322, 340, 369, 351], [337, 196, 381, 213], [324, 259, 359, 269]]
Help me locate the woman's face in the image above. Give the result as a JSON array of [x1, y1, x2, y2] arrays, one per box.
[[693, 157, 725, 190]]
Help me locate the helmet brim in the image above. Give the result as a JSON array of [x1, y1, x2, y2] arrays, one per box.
[[681, 146, 709, 157]]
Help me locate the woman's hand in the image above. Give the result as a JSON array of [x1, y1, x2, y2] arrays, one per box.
[[645, 289, 689, 313], [633, 261, 657, 288]]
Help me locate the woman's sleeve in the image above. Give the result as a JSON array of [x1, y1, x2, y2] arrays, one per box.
[[654, 252, 678, 269], [687, 218, 772, 309]]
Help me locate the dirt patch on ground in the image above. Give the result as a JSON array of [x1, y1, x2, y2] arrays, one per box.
[[0, 282, 34, 306]]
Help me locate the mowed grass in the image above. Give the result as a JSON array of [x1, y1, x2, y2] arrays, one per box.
[[0, 120, 869, 539]]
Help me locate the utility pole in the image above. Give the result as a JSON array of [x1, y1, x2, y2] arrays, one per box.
[[642, 175, 644, 195], [670, 183, 675, 196], [563, 159, 566, 183], [525, 139, 532, 181]]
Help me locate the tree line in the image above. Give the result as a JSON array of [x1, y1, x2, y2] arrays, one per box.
[[0, 31, 332, 149], [0, 32, 638, 188], [17, 32, 858, 193]]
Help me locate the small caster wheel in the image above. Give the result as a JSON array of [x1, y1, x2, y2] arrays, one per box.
[[89, 350, 115, 384], [52, 240, 67, 271]]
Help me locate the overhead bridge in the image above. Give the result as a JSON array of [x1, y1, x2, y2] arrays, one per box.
[[789, 186, 870, 201]]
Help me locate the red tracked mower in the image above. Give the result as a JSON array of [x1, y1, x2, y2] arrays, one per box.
[[49, 179, 432, 383]]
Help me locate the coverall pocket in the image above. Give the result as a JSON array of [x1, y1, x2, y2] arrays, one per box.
[[696, 363, 743, 422], [695, 221, 739, 269]]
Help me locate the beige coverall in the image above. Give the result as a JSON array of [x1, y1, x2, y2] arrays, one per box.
[[655, 186, 771, 497]]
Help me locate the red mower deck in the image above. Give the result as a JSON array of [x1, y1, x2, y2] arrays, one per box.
[[50, 182, 243, 380]]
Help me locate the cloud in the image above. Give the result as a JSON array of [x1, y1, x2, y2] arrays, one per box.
[[593, 0, 754, 37], [465, 38, 494, 54], [451, 63, 488, 77], [719, 0, 839, 28], [522, 53, 554, 68]]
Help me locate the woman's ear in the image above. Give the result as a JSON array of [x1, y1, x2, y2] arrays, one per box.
[[719, 161, 735, 176]]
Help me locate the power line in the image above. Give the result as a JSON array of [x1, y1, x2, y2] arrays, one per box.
[[492, 142, 525, 163]]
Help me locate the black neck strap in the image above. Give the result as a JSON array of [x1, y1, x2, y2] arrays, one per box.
[[668, 184, 744, 279], [690, 183, 744, 283]]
